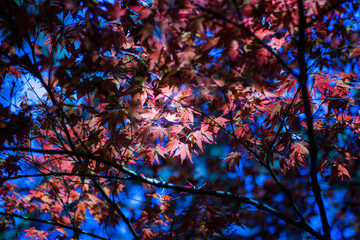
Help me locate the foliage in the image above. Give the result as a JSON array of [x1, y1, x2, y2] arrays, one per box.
[[0, 0, 359, 239]]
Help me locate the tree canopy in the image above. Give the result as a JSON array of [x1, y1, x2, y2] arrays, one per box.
[[0, 0, 359, 239]]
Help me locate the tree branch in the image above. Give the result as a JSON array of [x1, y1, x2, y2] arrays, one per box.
[[0, 146, 322, 239], [2, 172, 133, 182], [0, 212, 109, 240], [296, 0, 331, 238], [93, 179, 139, 240]]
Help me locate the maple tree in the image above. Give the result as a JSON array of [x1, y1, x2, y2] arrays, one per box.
[[0, 0, 359, 239]]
